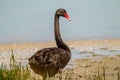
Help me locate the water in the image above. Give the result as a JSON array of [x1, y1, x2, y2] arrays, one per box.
[[0, 44, 120, 67]]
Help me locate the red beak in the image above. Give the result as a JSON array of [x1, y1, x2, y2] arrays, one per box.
[[64, 13, 71, 21]]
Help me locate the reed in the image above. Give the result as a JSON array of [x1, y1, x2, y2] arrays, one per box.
[[117, 67, 120, 80], [0, 50, 120, 80], [0, 50, 34, 80]]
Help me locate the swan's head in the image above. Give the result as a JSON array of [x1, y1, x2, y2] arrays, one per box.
[[56, 8, 71, 21]]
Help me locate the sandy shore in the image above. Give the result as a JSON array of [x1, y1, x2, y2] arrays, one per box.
[[0, 39, 120, 80], [0, 39, 120, 50], [65, 55, 120, 80]]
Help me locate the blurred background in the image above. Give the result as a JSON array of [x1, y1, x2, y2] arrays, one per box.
[[0, 0, 120, 43]]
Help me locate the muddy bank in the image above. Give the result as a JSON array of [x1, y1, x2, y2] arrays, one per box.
[[68, 55, 120, 80], [0, 39, 120, 80]]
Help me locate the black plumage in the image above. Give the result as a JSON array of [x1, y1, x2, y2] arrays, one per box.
[[29, 8, 71, 80]]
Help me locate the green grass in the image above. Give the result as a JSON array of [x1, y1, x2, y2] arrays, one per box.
[[0, 50, 34, 80], [0, 50, 120, 80], [0, 64, 32, 80]]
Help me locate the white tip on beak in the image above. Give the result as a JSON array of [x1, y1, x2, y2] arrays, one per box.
[[68, 17, 71, 21]]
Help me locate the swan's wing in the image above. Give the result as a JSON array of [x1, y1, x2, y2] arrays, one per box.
[[29, 47, 71, 68]]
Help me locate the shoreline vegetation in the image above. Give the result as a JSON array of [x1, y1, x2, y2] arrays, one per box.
[[0, 39, 120, 80]]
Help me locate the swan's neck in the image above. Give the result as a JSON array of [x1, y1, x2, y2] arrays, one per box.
[[54, 14, 70, 52]]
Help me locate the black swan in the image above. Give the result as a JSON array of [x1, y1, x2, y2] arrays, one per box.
[[29, 8, 71, 80]]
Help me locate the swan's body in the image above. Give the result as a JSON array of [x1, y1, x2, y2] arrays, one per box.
[[29, 8, 71, 80]]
